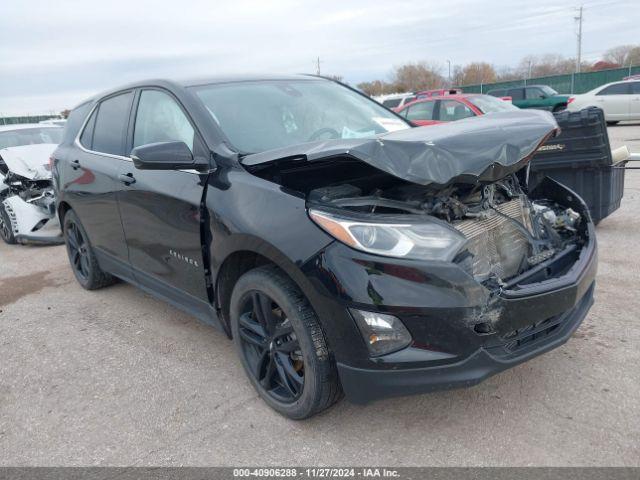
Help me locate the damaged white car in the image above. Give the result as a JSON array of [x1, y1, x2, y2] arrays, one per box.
[[0, 124, 64, 244]]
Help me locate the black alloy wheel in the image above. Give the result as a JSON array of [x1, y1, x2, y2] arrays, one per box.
[[66, 220, 90, 281], [230, 265, 342, 419], [63, 210, 115, 290], [237, 290, 304, 402]]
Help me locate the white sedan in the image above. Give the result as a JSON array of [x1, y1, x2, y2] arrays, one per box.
[[567, 80, 640, 124]]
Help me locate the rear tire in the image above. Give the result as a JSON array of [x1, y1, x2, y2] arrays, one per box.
[[606, 121, 619, 126], [0, 203, 17, 244], [230, 265, 342, 419], [552, 104, 566, 113], [63, 209, 116, 290]]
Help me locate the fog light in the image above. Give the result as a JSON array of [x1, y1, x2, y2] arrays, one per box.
[[349, 309, 412, 357]]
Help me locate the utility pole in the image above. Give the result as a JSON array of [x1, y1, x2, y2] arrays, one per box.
[[315, 56, 322, 75], [575, 5, 583, 73], [447, 60, 451, 86]]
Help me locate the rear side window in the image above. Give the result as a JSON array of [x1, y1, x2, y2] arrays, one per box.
[[439, 100, 475, 121], [79, 109, 97, 149], [405, 101, 436, 121], [597, 83, 630, 95], [90, 92, 134, 156], [525, 87, 546, 99], [133, 90, 195, 152], [508, 88, 524, 100]]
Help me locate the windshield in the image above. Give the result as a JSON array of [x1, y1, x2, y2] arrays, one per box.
[[192, 79, 410, 153], [0, 127, 63, 149], [540, 86, 558, 96], [467, 95, 518, 114]]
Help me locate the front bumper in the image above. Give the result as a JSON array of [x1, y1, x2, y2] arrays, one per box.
[[2, 195, 62, 245], [338, 282, 594, 403], [303, 214, 597, 404]]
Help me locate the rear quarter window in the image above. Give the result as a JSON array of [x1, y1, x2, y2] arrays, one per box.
[[62, 102, 93, 145], [89, 91, 134, 156]]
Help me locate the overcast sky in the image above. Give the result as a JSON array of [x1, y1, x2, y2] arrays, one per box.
[[0, 0, 636, 115]]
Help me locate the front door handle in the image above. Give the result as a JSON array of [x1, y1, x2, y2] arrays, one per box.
[[118, 173, 136, 185]]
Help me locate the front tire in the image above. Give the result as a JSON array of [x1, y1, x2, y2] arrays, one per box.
[[230, 265, 342, 419], [0, 203, 17, 244], [63, 209, 116, 290], [606, 121, 619, 125]]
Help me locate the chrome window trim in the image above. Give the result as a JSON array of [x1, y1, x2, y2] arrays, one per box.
[[74, 95, 133, 162], [73, 90, 203, 174]]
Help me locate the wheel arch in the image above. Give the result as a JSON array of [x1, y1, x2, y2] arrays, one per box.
[[57, 200, 72, 224], [213, 236, 325, 337]]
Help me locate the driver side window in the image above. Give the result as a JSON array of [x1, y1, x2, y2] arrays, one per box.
[[133, 90, 195, 152]]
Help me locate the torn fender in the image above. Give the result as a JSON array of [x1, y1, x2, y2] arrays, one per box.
[[241, 110, 559, 187]]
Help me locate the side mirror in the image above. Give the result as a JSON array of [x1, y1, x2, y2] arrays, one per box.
[[131, 141, 207, 170]]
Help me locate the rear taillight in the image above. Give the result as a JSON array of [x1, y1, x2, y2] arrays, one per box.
[[567, 97, 575, 104]]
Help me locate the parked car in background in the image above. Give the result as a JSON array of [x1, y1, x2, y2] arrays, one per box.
[[487, 85, 569, 112], [415, 88, 462, 99], [396, 94, 517, 125], [374, 92, 417, 110], [567, 79, 640, 124], [0, 124, 64, 244], [53, 75, 596, 419]]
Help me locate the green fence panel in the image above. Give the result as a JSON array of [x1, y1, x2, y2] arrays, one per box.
[[0, 115, 58, 126], [458, 66, 640, 95]]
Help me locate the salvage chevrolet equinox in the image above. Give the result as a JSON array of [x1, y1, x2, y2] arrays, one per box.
[[52, 75, 597, 419]]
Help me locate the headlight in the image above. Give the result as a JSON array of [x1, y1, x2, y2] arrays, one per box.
[[309, 209, 466, 261]]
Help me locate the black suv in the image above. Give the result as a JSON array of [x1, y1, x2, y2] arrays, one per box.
[[53, 75, 597, 419]]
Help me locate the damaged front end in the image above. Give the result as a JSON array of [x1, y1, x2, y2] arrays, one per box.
[[242, 110, 596, 397], [0, 144, 63, 245]]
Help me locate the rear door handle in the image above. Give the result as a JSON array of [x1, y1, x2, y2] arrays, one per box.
[[71, 159, 81, 170], [118, 173, 136, 185]]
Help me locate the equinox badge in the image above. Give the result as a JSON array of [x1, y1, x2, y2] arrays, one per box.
[[169, 249, 199, 267]]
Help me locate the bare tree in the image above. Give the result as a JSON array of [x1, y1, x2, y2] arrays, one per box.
[[515, 54, 578, 78], [604, 45, 637, 65], [459, 62, 497, 86], [325, 74, 344, 83], [627, 46, 640, 66], [391, 61, 444, 92], [356, 80, 396, 96]]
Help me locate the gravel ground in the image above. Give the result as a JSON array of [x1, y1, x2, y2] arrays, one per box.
[[0, 124, 639, 467]]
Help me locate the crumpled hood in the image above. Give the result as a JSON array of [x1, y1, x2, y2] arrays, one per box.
[[242, 110, 559, 187], [0, 144, 57, 180]]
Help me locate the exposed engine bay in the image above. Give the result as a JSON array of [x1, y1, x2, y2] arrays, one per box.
[[0, 144, 62, 245], [306, 173, 585, 285], [243, 109, 589, 289]]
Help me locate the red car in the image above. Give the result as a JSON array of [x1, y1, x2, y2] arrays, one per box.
[[415, 88, 462, 99], [396, 94, 517, 126]]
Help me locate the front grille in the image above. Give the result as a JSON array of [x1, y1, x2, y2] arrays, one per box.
[[501, 315, 565, 353], [454, 197, 532, 280]]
